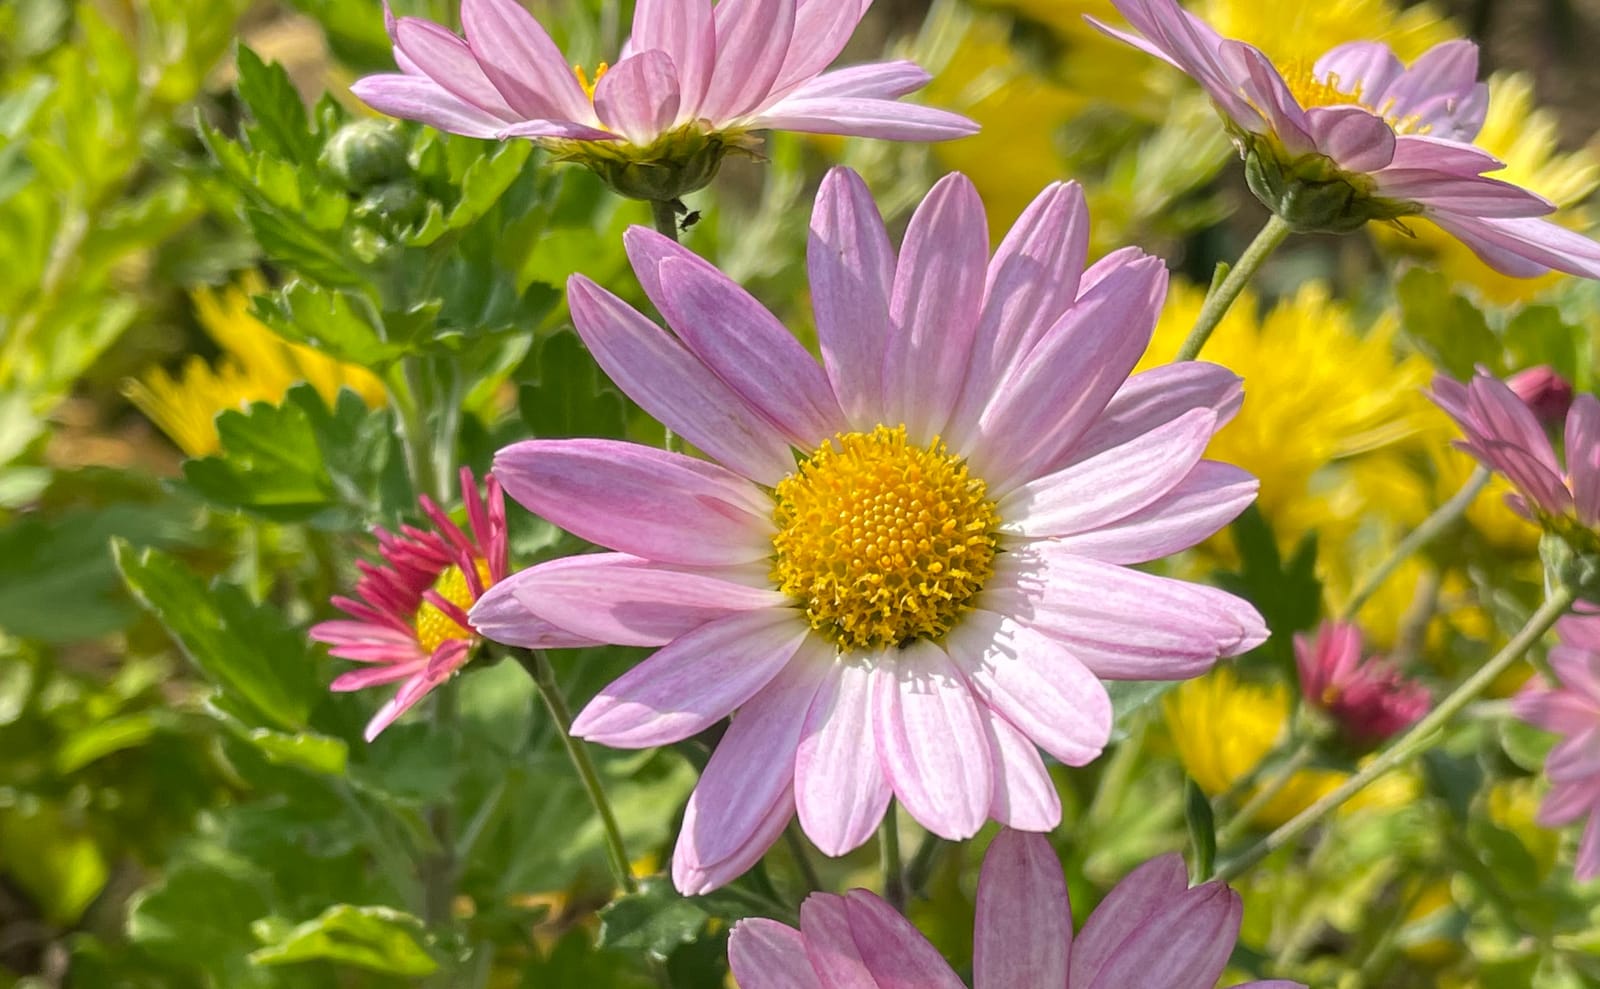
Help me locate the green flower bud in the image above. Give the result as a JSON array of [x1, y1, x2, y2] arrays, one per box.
[[1239, 133, 1419, 235], [1540, 529, 1600, 603], [322, 120, 411, 192], [354, 181, 426, 230]]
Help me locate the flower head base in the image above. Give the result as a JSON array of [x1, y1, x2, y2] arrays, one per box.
[[472, 168, 1267, 894], [771, 425, 999, 650], [728, 829, 1302, 989], [1093, 0, 1600, 275], [352, 0, 976, 202], [311, 467, 508, 741], [1295, 621, 1430, 747], [1513, 611, 1600, 880]]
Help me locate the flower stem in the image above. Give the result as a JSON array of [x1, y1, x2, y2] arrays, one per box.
[[1341, 467, 1491, 621], [1213, 583, 1576, 883], [880, 803, 907, 912], [514, 648, 637, 893], [784, 823, 823, 893], [1175, 214, 1293, 362], [1216, 741, 1315, 848], [421, 687, 458, 928], [650, 199, 681, 243]]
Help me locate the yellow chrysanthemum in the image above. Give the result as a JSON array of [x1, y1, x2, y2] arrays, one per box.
[[1195, 0, 1456, 66], [1164, 668, 1414, 828], [126, 274, 387, 457], [1384, 73, 1600, 304]]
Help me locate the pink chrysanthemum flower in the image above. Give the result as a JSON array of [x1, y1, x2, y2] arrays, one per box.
[[728, 829, 1303, 988], [1431, 369, 1600, 537], [471, 166, 1266, 893], [1294, 621, 1430, 747], [1512, 612, 1600, 880], [1507, 365, 1575, 429], [311, 468, 510, 741], [1091, 0, 1600, 278], [352, 0, 976, 201]]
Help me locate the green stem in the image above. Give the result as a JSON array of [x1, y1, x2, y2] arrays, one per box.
[[1214, 584, 1576, 883], [1216, 741, 1315, 847], [784, 823, 823, 893], [421, 687, 458, 928], [650, 199, 681, 243], [1342, 467, 1491, 620], [880, 803, 906, 912], [1175, 214, 1293, 362], [903, 831, 945, 900], [514, 648, 637, 893]]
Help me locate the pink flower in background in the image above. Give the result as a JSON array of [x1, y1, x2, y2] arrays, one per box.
[[1092, 0, 1600, 278], [311, 467, 511, 740], [1512, 612, 1600, 880], [1507, 365, 1575, 429], [352, 0, 976, 149], [728, 829, 1304, 988], [1431, 369, 1600, 525], [472, 166, 1265, 893], [1295, 621, 1430, 746]]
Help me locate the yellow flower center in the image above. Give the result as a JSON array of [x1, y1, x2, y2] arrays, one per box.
[[770, 425, 999, 651], [573, 62, 610, 101], [1277, 60, 1428, 134], [414, 559, 492, 655]]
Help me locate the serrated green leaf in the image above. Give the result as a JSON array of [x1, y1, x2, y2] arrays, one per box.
[[249, 904, 437, 976], [598, 878, 712, 955], [1396, 267, 1498, 378], [253, 280, 410, 368], [520, 331, 629, 439], [236, 47, 318, 164], [114, 541, 317, 731], [1215, 506, 1320, 668], [127, 858, 275, 985], [407, 141, 533, 247]]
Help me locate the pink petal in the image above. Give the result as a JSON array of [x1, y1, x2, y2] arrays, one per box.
[[468, 580, 603, 650], [809, 167, 895, 426], [1089, 0, 1260, 126], [1465, 373, 1570, 507], [495, 553, 788, 648], [675, 783, 796, 895], [1513, 686, 1600, 735], [1426, 211, 1600, 280], [1313, 41, 1404, 101], [728, 920, 822, 989], [351, 74, 510, 138], [1376, 170, 1554, 218], [1303, 105, 1395, 173], [1066, 361, 1243, 464], [1388, 134, 1504, 174], [1084, 882, 1242, 989], [1069, 853, 1189, 987], [594, 50, 682, 145], [798, 894, 880, 989], [1049, 461, 1258, 565], [1567, 394, 1600, 527], [492, 439, 772, 566], [1547, 728, 1600, 785], [795, 660, 893, 856], [750, 97, 980, 142], [873, 640, 994, 841], [567, 276, 795, 484], [780, 61, 931, 101], [884, 172, 989, 442], [944, 609, 1112, 767], [631, 0, 715, 117], [363, 640, 471, 740], [391, 18, 518, 117], [674, 648, 827, 887], [973, 830, 1071, 989], [843, 891, 967, 989], [1381, 40, 1481, 134], [983, 713, 1061, 831], [973, 253, 1167, 488], [459, 0, 593, 122], [1216, 40, 1315, 153], [1578, 812, 1600, 881], [768, 0, 872, 96], [997, 407, 1216, 538], [330, 662, 426, 692], [702, 0, 797, 121], [654, 255, 846, 446], [1535, 780, 1597, 827]]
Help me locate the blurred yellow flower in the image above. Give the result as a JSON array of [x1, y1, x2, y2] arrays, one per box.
[[1164, 668, 1414, 829], [1381, 73, 1600, 305], [126, 275, 387, 457], [1194, 0, 1456, 65]]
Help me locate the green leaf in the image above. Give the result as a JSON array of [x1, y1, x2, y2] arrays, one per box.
[[1107, 680, 1174, 741], [253, 280, 410, 368], [114, 541, 317, 731], [127, 857, 276, 986], [1503, 305, 1584, 385], [598, 878, 713, 955], [0, 799, 110, 925], [249, 904, 438, 976], [1395, 267, 1498, 378], [1184, 777, 1216, 882], [407, 140, 534, 247], [1215, 506, 1321, 668], [519, 331, 630, 440], [245, 728, 350, 776], [235, 47, 318, 164]]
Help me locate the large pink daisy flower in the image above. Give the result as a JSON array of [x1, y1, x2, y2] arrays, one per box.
[[353, 0, 975, 199], [729, 829, 1303, 988], [1513, 612, 1600, 881], [472, 168, 1266, 893], [311, 467, 510, 740], [1092, 0, 1600, 278]]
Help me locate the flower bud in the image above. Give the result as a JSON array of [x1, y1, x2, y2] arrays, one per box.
[[1507, 365, 1574, 428], [353, 181, 426, 231], [322, 119, 411, 192]]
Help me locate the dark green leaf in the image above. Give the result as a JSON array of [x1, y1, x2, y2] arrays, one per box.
[[252, 280, 410, 368], [249, 904, 437, 976], [598, 878, 712, 955], [127, 858, 274, 984], [1395, 267, 1497, 378], [1184, 777, 1216, 882], [236, 47, 319, 163], [520, 331, 629, 440], [1215, 506, 1321, 668]]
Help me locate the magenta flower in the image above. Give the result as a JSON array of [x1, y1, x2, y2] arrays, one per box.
[[1091, 0, 1600, 277], [1431, 369, 1600, 530], [1507, 365, 1575, 429], [729, 829, 1303, 988], [1513, 612, 1600, 880], [352, 0, 975, 199], [1294, 621, 1430, 746], [311, 468, 515, 740], [471, 167, 1266, 893]]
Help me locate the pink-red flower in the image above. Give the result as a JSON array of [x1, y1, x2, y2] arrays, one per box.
[[1507, 365, 1575, 429], [352, 0, 975, 198], [1512, 612, 1600, 880], [1431, 369, 1600, 530], [729, 829, 1303, 988], [1294, 621, 1430, 746], [311, 467, 509, 740], [472, 166, 1266, 893], [1092, 0, 1600, 278]]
